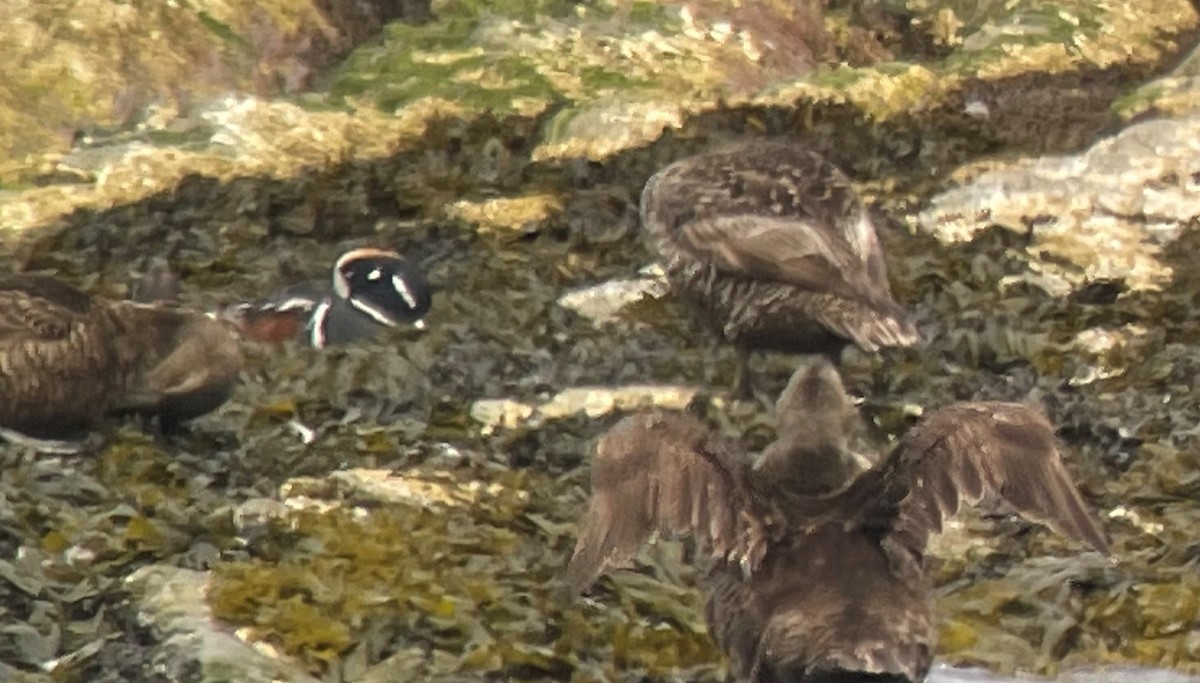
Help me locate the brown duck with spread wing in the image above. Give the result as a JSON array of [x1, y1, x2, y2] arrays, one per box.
[[563, 360, 1109, 683], [641, 140, 919, 397], [0, 273, 243, 444]]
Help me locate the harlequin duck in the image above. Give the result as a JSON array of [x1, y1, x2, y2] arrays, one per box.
[[0, 273, 243, 446], [225, 248, 432, 348], [564, 359, 1109, 683], [641, 139, 919, 398]]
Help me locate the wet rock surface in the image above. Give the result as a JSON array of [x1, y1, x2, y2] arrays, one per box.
[[125, 565, 322, 683], [918, 44, 1200, 296], [3, 0, 1200, 682]]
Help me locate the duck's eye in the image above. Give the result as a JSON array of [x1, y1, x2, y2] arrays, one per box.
[[366, 268, 383, 281]]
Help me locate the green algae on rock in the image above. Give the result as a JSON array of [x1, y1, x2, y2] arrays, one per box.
[[1113, 33, 1200, 119], [126, 565, 323, 683], [0, 0, 429, 185], [208, 464, 719, 678]]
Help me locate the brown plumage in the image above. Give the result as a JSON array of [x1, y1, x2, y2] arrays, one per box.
[[0, 274, 244, 440], [641, 140, 919, 397], [563, 360, 1109, 683]]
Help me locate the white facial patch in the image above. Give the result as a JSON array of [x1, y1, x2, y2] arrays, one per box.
[[392, 275, 419, 310], [333, 273, 350, 299]]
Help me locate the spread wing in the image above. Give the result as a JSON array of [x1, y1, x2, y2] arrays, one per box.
[[0, 274, 93, 342], [845, 402, 1109, 563], [562, 410, 765, 594]]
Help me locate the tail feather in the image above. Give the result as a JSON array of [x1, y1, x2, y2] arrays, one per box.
[[808, 294, 920, 352], [860, 313, 921, 350]]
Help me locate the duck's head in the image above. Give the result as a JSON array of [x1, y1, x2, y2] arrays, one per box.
[[755, 359, 863, 496], [332, 248, 432, 330], [773, 358, 857, 443]]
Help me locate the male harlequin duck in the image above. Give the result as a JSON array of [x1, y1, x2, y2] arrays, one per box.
[[641, 139, 920, 398], [225, 248, 432, 348], [564, 359, 1109, 683], [0, 273, 243, 447]]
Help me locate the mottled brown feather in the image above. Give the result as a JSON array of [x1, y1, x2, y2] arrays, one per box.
[[708, 524, 934, 682], [640, 140, 919, 396], [0, 274, 243, 438], [0, 275, 93, 340], [840, 403, 1111, 580], [564, 361, 1108, 683], [561, 410, 768, 594], [676, 214, 887, 308]]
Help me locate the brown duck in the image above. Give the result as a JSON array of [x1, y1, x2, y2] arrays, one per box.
[[0, 273, 243, 444], [563, 360, 1110, 683], [641, 140, 919, 397]]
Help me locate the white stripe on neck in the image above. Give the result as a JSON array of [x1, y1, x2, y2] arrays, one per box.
[[309, 301, 331, 348]]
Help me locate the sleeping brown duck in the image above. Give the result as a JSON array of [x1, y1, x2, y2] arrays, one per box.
[[641, 140, 919, 398], [563, 361, 1109, 683], [0, 274, 243, 445]]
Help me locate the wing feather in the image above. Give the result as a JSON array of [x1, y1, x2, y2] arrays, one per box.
[[853, 403, 1110, 561], [0, 275, 93, 342], [562, 410, 760, 594], [678, 215, 881, 303], [641, 140, 896, 304]]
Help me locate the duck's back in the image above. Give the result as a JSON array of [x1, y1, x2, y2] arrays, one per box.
[[706, 522, 933, 683], [0, 275, 243, 437], [641, 140, 917, 357], [0, 275, 128, 436], [227, 279, 388, 347], [645, 143, 862, 245]]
